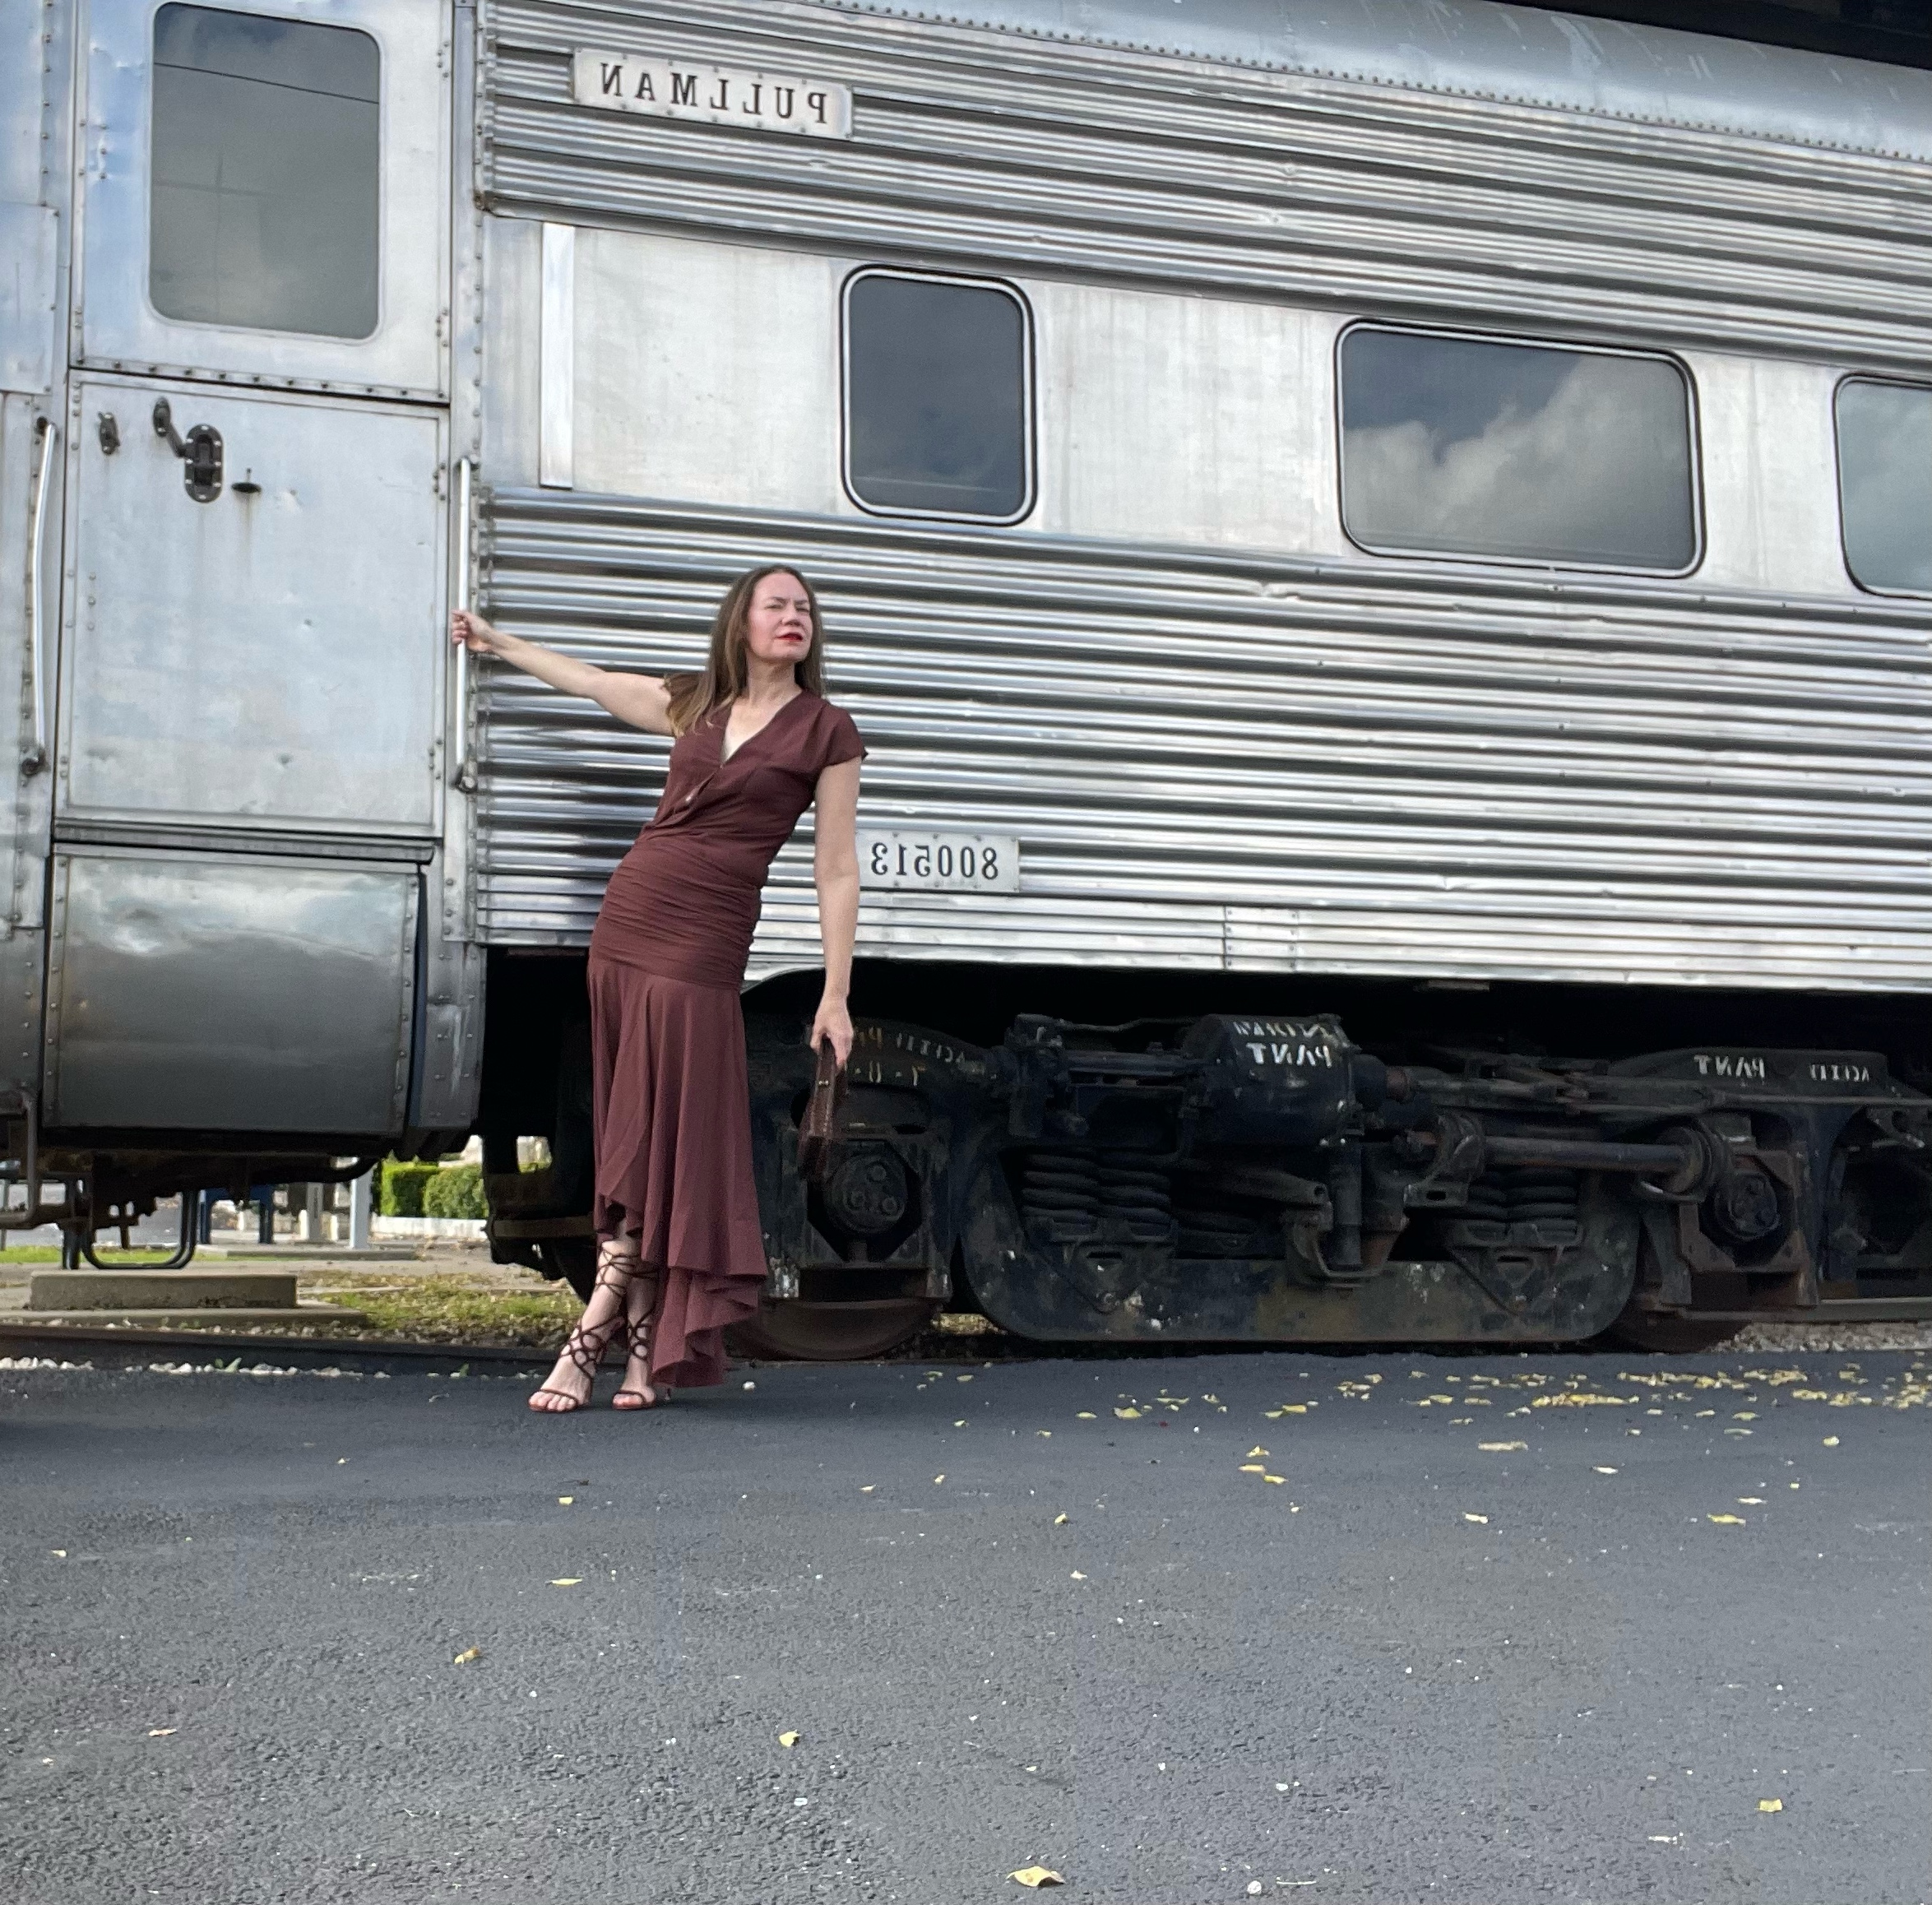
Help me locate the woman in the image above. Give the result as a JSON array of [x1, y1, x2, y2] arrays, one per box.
[[450, 567, 863, 1412]]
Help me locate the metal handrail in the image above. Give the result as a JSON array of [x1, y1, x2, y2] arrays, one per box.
[[452, 457, 476, 791], [80, 1191, 197, 1272], [24, 417, 55, 774]]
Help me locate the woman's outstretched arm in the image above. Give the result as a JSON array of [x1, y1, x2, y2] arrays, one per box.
[[450, 610, 674, 736], [808, 756, 862, 1066]]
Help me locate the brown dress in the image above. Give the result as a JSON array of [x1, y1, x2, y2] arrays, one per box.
[[586, 689, 864, 1389]]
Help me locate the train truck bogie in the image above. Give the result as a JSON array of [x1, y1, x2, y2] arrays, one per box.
[[481, 1009, 1930, 1356]]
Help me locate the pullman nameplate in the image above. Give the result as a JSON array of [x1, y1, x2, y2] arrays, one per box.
[[572, 49, 853, 139]]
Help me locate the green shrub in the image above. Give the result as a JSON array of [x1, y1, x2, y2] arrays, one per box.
[[423, 1161, 486, 1221], [378, 1159, 439, 1217]]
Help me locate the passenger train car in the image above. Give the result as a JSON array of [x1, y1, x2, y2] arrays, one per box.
[[1, 0, 1928, 1351]]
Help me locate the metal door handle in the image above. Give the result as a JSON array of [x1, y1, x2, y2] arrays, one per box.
[[152, 396, 223, 502], [23, 417, 54, 776], [452, 457, 477, 791]]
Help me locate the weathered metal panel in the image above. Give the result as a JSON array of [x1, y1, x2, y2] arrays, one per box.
[[0, 0, 51, 205], [476, 492, 1932, 993], [44, 849, 418, 1132], [60, 377, 446, 834], [480, 0, 1932, 369], [0, 202, 55, 396]]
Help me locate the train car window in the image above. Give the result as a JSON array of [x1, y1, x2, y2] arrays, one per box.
[[1339, 327, 1698, 571], [150, 5, 380, 338], [843, 272, 1033, 521], [1836, 378, 1932, 597]]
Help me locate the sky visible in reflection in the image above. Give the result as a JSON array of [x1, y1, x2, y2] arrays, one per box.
[[1838, 380, 1932, 596], [1341, 330, 1696, 569]]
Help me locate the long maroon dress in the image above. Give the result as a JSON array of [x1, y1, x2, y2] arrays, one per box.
[[586, 689, 864, 1389]]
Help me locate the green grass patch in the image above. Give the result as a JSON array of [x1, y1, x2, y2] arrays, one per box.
[[306, 1273, 577, 1347], [0, 1247, 183, 1265]]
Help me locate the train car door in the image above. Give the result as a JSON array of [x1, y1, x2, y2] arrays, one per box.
[[49, 0, 451, 1135]]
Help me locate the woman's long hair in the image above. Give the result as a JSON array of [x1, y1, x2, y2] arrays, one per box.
[[665, 564, 827, 736]]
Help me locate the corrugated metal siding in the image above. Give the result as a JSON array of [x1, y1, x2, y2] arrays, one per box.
[[478, 492, 1932, 990], [480, 0, 1932, 369]]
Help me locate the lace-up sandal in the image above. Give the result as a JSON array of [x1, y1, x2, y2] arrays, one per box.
[[613, 1274, 661, 1411], [526, 1312, 616, 1413], [527, 1240, 634, 1414]]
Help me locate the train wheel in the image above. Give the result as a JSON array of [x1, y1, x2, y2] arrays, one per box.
[[727, 1299, 940, 1362], [1601, 1310, 1742, 1355]]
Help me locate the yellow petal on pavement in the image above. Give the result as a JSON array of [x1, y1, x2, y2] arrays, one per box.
[[1463, 1513, 1489, 1524], [1823, 1436, 1841, 1447], [452, 1647, 481, 1666], [1593, 1466, 1619, 1474], [1076, 1411, 1096, 1419], [1738, 1497, 1765, 1505], [1263, 1474, 1286, 1485], [549, 1577, 583, 1587], [1247, 1446, 1269, 1458], [558, 1495, 574, 1505], [1009, 1867, 1065, 1889], [859, 1485, 875, 1493], [1069, 1571, 1086, 1580], [1239, 1464, 1267, 1474], [933, 1475, 945, 1485], [1053, 1513, 1069, 1525], [1707, 1514, 1746, 1526], [778, 1731, 800, 1748], [1758, 1798, 1784, 1813], [1114, 1407, 1141, 1419], [1479, 1442, 1527, 1452], [147, 1727, 177, 1737]]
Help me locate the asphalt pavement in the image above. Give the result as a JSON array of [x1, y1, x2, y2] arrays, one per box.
[[2, 1346, 1925, 1905]]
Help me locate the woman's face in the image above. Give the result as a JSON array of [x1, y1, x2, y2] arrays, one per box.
[[742, 572, 814, 670]]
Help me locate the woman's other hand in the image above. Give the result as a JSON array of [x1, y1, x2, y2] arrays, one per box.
[[451, 609, 507, 655], [808, 999, 855, 1068]]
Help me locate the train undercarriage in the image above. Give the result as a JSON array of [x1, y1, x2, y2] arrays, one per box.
[[480, 976, 1932, 1360]]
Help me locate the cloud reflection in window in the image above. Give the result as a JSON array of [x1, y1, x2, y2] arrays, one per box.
[[1837, 379, 1932, 596], [1341, 330, 1696, 571]]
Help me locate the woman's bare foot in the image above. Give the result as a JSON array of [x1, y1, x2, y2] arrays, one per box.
[[527, 1263, 629, 1413], [613, 1269, 660, 1411]]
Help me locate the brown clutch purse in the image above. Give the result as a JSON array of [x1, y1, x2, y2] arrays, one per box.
[[797, 1037, 846, 1180]]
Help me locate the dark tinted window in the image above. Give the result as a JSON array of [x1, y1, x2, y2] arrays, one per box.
[[1837, 379, 1932, 596], [1340, 329, 1697, 570], [845, 274, 1031, 520], [151, 5, 380, 337]]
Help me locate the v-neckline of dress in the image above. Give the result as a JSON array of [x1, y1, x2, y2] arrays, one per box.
[[719, 688, 807, 767]]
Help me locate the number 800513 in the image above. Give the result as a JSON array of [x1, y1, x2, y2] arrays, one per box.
[[855, 831, 1021, 892]]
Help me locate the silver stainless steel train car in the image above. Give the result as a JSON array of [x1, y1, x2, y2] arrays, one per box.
[[2, 0, 1929, 1351]]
